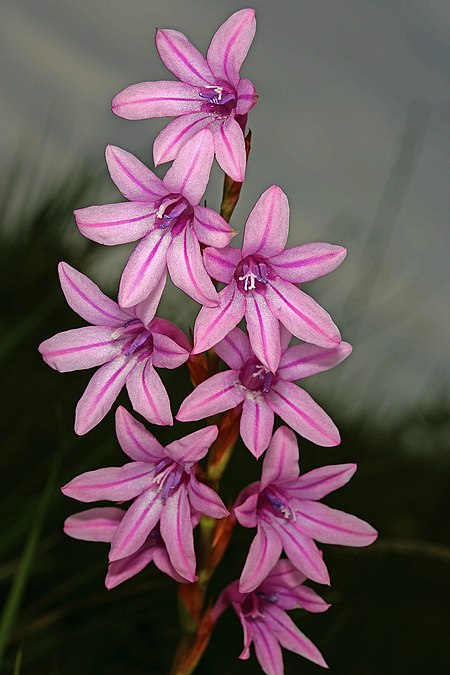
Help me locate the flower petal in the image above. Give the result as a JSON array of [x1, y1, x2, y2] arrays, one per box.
[[150, 317, 191, 353], [64, 507, 124, 542], [233, 488, 259, 528], [193, 205, 234, 248], [109, 486, 163, 560], [284, 464, 357, 501], [105, 144, 167, 201], [266, 605, 328, 668], [206, 8, 256, 87], [244, 292, 281, 373], [278, 520, 330, 584], [131, 272, 166, 328], [112, 81, 201, 119], [293, 500, 378, 547], [203, 245, 240, 283], [118, 229, 171, 307], [265, 277, 341, 348], [152, 330, 190, 369], [270, 243, 347, 283], [251, 620, 284, 675], [267, 381, 340, 447], [61, 462, 153, 503], [165, 425, 218, 464], [188, 476, 228, 518], [163, 128, 214, 205], [75, 202, 157, 245], [240, 397, 274, 458], [167, 227, 219, 307], [242, 186, 289, 259], [160, 486, 196, 581], [277, 584, 331, 613], [236, 77, 258, 115], [215, 326, 250, 370], [75, 355, 136, 435], [115, 406, 165, 462], [261, 426, 299, 488], [239, 520, 283, 593], [152, 545, 189, 583], [58, 262, 129, 327], [278, 342, 352, 382], [177, 370, 243, 421], [193, 282, 245, 354], [126, 359, 173, 426], [213, 116, 246, 182], [106, 543, 156, 589], [156, 28, 214, 86], [39, 326, 126, 372], [153, 113, 213, 166]]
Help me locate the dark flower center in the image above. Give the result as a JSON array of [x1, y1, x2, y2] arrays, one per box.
[[239, 357, 274, 393], [155, 195, 192, 233], [242, 590, 279, 619], [235, 257, 270, 293], [262, 487, 296, 521], [153, 458, 186, 501], [121, 320, 154, 358], [198, 85, 236, 117]]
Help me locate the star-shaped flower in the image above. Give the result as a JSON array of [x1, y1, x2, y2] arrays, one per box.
[[62, 407, 228, 582], [212, 560, 330, 673], [74, 130, 234, 308], [234, 426, 378, 591], [112, 9, 258, 182], [64, 507, 188, 588], [39, 263, 190, 434], [193, 186, 345, 373], [178, 327, 350, 457]]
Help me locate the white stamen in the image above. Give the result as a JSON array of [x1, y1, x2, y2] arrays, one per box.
[[238, 271, 257, 291]]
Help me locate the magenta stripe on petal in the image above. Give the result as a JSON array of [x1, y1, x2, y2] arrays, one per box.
[[269, 386, 338, 445], [59, 263, 126, 324]]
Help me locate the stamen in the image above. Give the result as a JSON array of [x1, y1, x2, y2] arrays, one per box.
[[238, 261, 269, 292], [124, 330, 152, 357], [266, 490, 296, 521], [256, 591, 279, 604]]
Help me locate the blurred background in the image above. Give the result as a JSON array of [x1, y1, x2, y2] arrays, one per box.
[[1, 0, 449, 673]]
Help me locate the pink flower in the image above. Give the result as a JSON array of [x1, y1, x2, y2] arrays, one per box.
[[234, 426, 378, 591], [38, 262, 190, 435], [178, 327, 350, 457], [74, 130, 234, 308], [193, 186, 345, 373], [112, 9, 258, 182], [62, 407, 228, 582], [212, 560, 330, 673], [64, 507, 188, 588]]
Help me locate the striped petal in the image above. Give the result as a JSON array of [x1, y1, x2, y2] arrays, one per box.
[[109, 486, 163, 561], [75, 355, 136, 435], [267, 381, 340, 447], [131, 271, 166, 328], [39, 326, 126, 372], [118, 229, 171, 307], [193, 282, 245, 354], [278, 342, 352, 382], [112, 81, 201, 120], [244, 292, 281, 373], [193, 205, 234, 248], [261, 426, 299, 488], [206, 8, 256, 87], [162, 128, 214, 205], [160, 486, 196, 582], [152, 330, 190, 369], [265, 277, 341, 348], [105, 144, 167, 201], [242, 186, 289, 259], [270, 242, 347, 283], [64, 507, 124, 542], [203, 245, 240, 283], [188, 476, 228, 518], [239, 520, 283, 593], [293, 500, 378, 547], [61, 462, 153, 503], [115, 406, 165, 462], [153, 113, 212, 166], [126, 360, 173, 426], [240, 397, 274, 458], [167, 226, 219, 307], [75, 202, 157, 245], [177, 370, 243, 422], [58, 262, 129, 327], [236, 77, 258, 115], [252, 620, 284, 675], [165, 425, 218, 464], [213, 116, 246, 182], [106, 543, 156, 589], [265, 606, 328, 668], [278, 520, 330, 585], [215, 326, 250, 370], [156, 28, 214, 87], [284, 464, 357, 501]]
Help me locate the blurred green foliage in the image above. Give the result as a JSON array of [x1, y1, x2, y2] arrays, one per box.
[[0, 154, 449, 675]]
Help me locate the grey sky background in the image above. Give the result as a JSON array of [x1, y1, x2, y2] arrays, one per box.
[[2, 0, 449, 420]]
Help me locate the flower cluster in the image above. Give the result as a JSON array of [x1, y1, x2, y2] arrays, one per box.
[[39, 9, 377, 675]]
